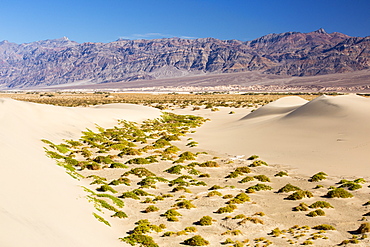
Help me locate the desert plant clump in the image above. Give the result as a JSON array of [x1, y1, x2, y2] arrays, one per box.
[[207, 191, 223, 197], [183, 235, 210, 246], [309, 172, 327, 182], [198, 216, 214, 226], [111, 211, 128, 218], [215, 204, 237, 214], [198, 161, 219, 167], [292, 203, 309, 211], [277, 183, 301, 193], [249, 160, 268, 167], [144, 205, 160, 213], [246, 184, 273, 193], [122, 167, 156, 178], [109, 177, 131, 186], [326, 188, 354, 198], [172, 200, 196, 209], [96, 184, 117, 193], [313, 224, 336, 230], [307, 209, 326, 217], [165, 165, 186, 174], [274, 171, 288, 177], [247, 155, 259, 160], [254, 174, 271, 182], [309, 201, 333, 209], [239, 176, 254, 183], [286, 190, 313, 200], [339, 181, 362, 190], [269, 227, 283, 237], [238, 217, 264, 225], [227, 193, 250, 204], [226, 167, 251, 178], [357, 223, 370, 234], [162, 209, 182, 221]]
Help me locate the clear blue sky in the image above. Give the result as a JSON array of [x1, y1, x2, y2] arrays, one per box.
[[1, 0, 369, 44]]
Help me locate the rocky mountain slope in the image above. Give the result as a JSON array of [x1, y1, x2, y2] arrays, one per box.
[[0, 29, 369, 89]]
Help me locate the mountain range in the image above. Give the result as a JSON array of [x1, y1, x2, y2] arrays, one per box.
[[0, 28, 369, 89]]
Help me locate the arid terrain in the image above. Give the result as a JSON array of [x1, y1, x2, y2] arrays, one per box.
[[1, 93, 369, 247]]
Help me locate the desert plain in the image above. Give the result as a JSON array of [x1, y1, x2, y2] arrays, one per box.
[[1, 93, 369, 247]]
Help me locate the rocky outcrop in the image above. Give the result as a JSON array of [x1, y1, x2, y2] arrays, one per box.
[[0, 29, 369, 88]]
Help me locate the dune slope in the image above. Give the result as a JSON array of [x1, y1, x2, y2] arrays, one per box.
[[195, 94, 370, 177], [0, 98, 160, 247]]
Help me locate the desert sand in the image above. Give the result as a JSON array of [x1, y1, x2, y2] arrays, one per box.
[[1, 95, 369, 247], [193, 94, 370, 177], [0, 98, 160, 247]]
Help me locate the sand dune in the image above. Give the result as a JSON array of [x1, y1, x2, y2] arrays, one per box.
[[0, 98, 160, 247], [195, 94, 370, 177]]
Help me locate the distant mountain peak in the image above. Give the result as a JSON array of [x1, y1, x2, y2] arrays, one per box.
[[313, 28, 327, 34]]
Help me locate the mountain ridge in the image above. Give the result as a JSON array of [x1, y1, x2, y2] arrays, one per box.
[[0, 29, 369, 89]]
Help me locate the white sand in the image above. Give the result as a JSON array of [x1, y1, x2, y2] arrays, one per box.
[[194, 94, 370, 177], [0, 98, 160, 247]]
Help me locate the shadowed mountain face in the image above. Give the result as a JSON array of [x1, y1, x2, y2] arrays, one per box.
[[0, 29, 369, 89]]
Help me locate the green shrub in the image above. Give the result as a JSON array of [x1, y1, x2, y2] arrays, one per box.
[[125, 157, 151, 165], [93, 155, 114, 164], [122, 168, 156, 178], [357, 223, 370, 233], [179, 151, 197, 160], [109, 177, 131, 186], [278, 184, 301, 193], [249, 160, 268, 167], [302, 240, 313, 245], [307, 209, 325, 217], [354, 178, 366, 183], [172, 186, 192, 193], [207, 191, 222, 197], [144, 205, 159, 213], [137, 176, 168, 189], [121, 234, 158, 247], [309, 201, 333, 209], [233, 214, 246, 219], [185, 226, 197, 233], [247, 155, 259, 160], [309, 172, 327, 182], [118, 147, 141, 158], [254, 175, 270, 182], [111, 211, 128, 218], [238, 217, 264, 225], [246, 184, 273, 193], [239, 176, 254, 183], [199, 161, 219, 167], [292, 203, 309, 211], [215, 204, 237, 214], [222, 194, 233, 199], [165, 165, 186, 174], [109, 162, 128, 169], [209, 185, 223, 190], [313, 224, 336, 230], [183, 235, 210, 246], [172, 200, 196, 209], [198, 216, 213, 226], [326, 188, 353, 198], [96, 194, 124, 208], [121, 191, 140, 200], [270, 228, 283, 237], [339, 181, 362, 190], [286, 190, 313, 200], [227, 193, 250, 204], [274, 171, 288, 177], [96, 185, 117, 193], [93, 213, 111, 226], [163, 145, 180, 154]]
